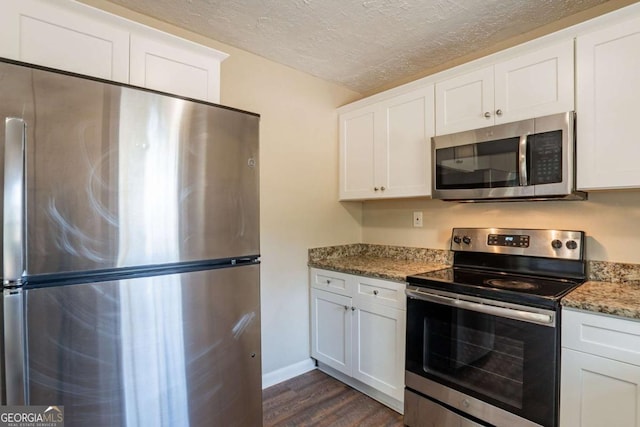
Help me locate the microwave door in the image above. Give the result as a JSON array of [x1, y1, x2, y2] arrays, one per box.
[[433, 119, 535, 200]]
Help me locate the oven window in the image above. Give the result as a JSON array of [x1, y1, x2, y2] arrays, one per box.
[[406, 297, 557, 427], [425, 311, 523, 408], [435, 137, 520, 189]]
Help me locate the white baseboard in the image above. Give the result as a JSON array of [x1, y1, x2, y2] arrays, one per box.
[[262, 358, 316, 389]]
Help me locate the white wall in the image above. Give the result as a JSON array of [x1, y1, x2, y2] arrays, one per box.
[[80, 0, 363, 379], [361, 190, 640, 264]]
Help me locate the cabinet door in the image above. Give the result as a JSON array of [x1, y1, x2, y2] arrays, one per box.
[[352, 300, 405, 401], [0, 0, 129, 82], [494, 40, 574, 125], [310, 288, 352, 375], [435, 66, 494, 135], [561, 348, 640, 427], [130, 32, 228, 103], [576, 16, 640, 190], [339, 106, 379, 200], [380, 86, 435, 198]]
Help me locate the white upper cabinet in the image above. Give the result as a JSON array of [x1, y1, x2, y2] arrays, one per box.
[[339, 85, 434, 201], [576, 15, 640, 190], [0, 0, 130, 82], [130, 32, 227, 102], [435, 40, 574, 135], [340, 105, 378, 200], [0, 0, 228, 103], [435, 66, 494, 135]]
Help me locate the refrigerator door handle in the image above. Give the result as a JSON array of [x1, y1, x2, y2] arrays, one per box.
[[3, 118, 28, 405], [3, 117, 26, 285]]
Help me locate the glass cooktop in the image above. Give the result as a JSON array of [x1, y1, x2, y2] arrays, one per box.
[[407, 267, 585, 309]]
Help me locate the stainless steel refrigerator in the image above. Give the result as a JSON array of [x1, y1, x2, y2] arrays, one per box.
[[0, 58, 262, 426]]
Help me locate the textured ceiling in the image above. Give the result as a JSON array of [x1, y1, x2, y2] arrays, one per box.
[[105, 0, 612, 94]]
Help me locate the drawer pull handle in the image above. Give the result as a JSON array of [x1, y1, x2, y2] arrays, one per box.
[[373, 290, 379, 296]]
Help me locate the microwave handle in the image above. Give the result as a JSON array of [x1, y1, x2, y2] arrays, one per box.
[[518, 134, 528, 186]]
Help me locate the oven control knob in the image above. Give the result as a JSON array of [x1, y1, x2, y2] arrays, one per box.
[[566, 240, 578, 250], [453, 235, 462, 244], [551, 239, 563, 249], [462, 236, 472, 245]]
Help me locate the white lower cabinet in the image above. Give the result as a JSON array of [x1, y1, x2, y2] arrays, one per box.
[[310, 288, 352, 374], [352, 299, 405, 401], [310, 268, 406, 411], [561, 308, 640, 426]]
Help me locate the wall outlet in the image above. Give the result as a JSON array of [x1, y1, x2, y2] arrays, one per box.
[[413, 211, 423, 228]]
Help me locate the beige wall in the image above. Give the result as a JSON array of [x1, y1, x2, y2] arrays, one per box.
[[218, 50, 363, 374], [79, 0, 640, 382], [81, 0, 363, 376], [360, 190, 640, 264]]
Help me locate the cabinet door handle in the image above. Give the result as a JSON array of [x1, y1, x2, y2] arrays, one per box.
[[496, 109, 503, 116], [484, 111, 491, 118], [380, 186, 385, 191], [351, 307, 355, 311], [374, 187, 379, 191], [343, 305, 349, 310], [326, 279, 331, 284], [373, 290, 379, 296]]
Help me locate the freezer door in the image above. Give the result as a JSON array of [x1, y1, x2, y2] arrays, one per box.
[[0, 60, 259, 276], [18, 265, 261, 427]]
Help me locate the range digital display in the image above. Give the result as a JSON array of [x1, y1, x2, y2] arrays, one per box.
[[488, 234, 530, 248]]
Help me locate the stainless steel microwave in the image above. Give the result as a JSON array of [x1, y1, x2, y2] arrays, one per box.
[[432, 111, 585, 201]]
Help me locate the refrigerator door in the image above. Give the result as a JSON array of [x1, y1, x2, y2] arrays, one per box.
[[17, 264, 261, 427], [0, 59, 259, 277]]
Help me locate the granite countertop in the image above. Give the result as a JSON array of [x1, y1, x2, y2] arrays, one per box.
[[562, 281, 640, 320], [309, 254, 449, 282], [309, 244, 640, 321], [308, 243, 450, 282], [561, 260, 640, 320]]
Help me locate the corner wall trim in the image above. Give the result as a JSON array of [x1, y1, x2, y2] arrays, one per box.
[[262, 358, 316, 389]]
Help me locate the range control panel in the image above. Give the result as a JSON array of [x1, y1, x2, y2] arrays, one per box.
[[451, 228, 584, 260]]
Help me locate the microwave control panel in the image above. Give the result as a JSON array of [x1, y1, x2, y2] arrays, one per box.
[[528, 130, 562, 185]]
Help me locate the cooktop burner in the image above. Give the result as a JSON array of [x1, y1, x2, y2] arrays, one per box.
[[483, 278, 540, 291]]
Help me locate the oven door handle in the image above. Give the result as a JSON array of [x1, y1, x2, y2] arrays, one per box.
[[405, 288, 555, 327]]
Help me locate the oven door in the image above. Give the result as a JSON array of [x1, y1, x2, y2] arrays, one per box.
[[405, 287, 558, 427]]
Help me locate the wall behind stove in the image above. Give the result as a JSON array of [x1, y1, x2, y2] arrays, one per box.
[[360, 190, 640, 264]]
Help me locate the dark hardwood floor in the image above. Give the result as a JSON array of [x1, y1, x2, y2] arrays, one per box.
[[263, 369, 404, 427]]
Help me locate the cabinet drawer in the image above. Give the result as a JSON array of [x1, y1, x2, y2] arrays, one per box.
[[310, 268, 351, 296], [562, 308, 640, 367], [354, 276, 406, 310]]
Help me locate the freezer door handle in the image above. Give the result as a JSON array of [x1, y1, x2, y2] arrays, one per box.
[[3, 288, 26, 405], [3, 118, 26, 284]]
